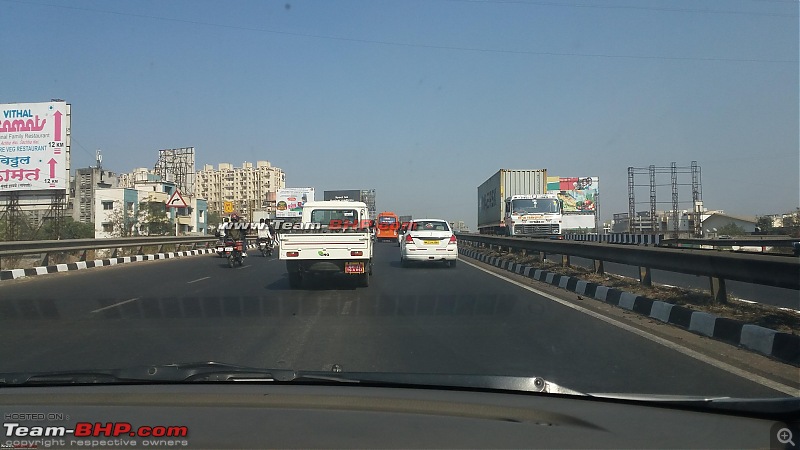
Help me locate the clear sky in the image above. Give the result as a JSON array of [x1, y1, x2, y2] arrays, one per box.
[[3, 0, 797, 228]]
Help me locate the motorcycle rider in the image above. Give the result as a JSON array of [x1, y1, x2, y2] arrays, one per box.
[[227, 213, 247, 258], [257, 218, 273, 254]]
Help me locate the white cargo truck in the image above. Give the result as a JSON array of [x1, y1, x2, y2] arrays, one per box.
[[278, 200, 374, 288], [477, 169, 563, 237]]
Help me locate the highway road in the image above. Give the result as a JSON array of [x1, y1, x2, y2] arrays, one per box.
[[0, 244, 795, 397]]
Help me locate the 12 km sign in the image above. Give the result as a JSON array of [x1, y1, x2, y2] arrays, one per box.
[[0, 101, 69, 192]]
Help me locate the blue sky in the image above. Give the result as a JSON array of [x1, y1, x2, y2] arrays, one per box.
[[2, 0, 797, 228]]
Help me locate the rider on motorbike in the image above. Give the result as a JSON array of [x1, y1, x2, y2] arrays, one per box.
[[227, 213, 247, 258], [257, 218, 274, 254]]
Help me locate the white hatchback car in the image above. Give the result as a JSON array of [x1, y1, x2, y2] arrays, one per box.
[[399, 219, 458, 267]]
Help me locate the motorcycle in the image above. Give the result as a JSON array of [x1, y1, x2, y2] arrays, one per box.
[[223, 238, 244, 268], [215, 239, 227, 258], [258, 237, 273, 257]]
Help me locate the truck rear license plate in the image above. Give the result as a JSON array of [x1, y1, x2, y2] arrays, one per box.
[[345, 262, 364, 274]]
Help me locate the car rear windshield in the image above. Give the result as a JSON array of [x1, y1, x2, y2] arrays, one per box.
[[413, 221, 450, 231]]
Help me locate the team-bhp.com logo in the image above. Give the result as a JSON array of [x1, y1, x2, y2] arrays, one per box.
[[3, 421, 188, 448], [220, 220, 420, 231], [220, 220, 411, 231]]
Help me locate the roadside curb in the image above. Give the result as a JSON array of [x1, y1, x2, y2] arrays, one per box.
[[459, 247, 800, 366], [0, 245, 259, 282]]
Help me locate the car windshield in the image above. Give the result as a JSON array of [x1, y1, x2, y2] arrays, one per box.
[[412, 221, 450, 231], [511, 199, 560, 214], [1, 0, 798, 421], [309, 209, 358, 224]]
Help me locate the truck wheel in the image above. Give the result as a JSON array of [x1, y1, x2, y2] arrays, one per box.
[[288, 272, 302, 289]]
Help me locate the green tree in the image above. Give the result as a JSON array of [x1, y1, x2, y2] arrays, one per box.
[[207, 210, 221, 234], [755, 216, 774, 234], [716, 222, 747, 236], [0, 213, 37, 241], [138, 200, 172, 236], [106, 206, 137, 237], [40, 217, 95, 239]]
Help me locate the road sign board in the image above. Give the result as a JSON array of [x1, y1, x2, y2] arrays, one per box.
[[166, 190, 188, 208], [0, 101, 69, 191], [223, 201, 234, 213]]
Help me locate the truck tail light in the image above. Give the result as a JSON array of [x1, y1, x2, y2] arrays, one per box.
[[286, 251, 299, 257], [351, 251, 363, 256]]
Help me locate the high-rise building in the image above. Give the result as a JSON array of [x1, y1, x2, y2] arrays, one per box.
[[196, 161, 285, 218], [69, 167, 120, 224]]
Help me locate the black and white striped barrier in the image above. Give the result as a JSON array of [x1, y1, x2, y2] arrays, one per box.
[[0, 245, 258, 281], [563, 233, 663, 245], [459, 247, 799, 366]]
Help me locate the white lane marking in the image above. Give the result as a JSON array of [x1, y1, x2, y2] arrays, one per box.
[[187, 277, 211, 284], [91, 297, 141, 314], [461, 258, 799, 396]]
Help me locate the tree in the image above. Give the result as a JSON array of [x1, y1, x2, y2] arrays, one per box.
[[138, 200, 172, 236], [106, 206, 137, 237], [40, 217, 95, 239], [716, 222, 747, 236], [755, 216, 774, 235], [207, 210, 221, 234]]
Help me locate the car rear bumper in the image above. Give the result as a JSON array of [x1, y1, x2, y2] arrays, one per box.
[[402, 248, 458, 261]]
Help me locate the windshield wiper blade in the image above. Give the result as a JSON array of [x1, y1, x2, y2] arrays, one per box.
[[0, 362, 584, 395], [0, 362, 294, 385]]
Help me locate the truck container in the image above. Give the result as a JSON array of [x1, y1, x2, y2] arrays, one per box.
[[477, 169, 562, 237]]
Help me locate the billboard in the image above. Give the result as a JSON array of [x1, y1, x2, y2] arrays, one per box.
[[549, 176, 598, 213], [323, 189, 361, 201], [324, 189, 376, 218], [0, 101, 69, 191], [276, 187, 314, 218]]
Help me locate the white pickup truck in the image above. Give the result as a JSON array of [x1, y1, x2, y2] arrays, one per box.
[[278, 200, 374, 288]]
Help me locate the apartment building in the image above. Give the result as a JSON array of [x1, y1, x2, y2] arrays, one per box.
[[196, 161, 285, 218]]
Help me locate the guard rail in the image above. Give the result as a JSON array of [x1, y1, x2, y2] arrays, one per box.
[[0, 236, 217, 269], [457, 233, 800, 304]]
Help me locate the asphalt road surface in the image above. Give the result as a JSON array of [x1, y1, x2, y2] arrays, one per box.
[[0, 244, 794, 398]]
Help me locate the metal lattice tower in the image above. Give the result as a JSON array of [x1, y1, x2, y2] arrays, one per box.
[[691, 161, 703, 237], [649, 165, 657, 232], [154, 148, 196, 196], [45, 191, 67, 239], [625, 162, 703, 237], [671, 162, 679, 238], [2, 192, 23, 240], [627, 167, 635, 233]]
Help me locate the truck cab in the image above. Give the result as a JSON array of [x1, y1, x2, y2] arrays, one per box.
[[278, 200, 374, 288], [503, 194, 562, 237]]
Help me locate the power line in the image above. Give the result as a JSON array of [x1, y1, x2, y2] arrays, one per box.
[[3, 0, 796, 64], [442, 0, 798, 18]]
